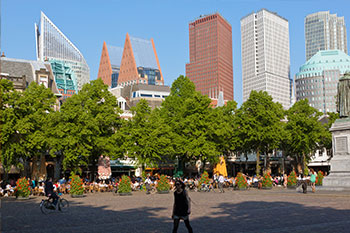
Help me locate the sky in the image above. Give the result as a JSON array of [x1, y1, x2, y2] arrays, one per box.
[[1, 0, 350, 106]]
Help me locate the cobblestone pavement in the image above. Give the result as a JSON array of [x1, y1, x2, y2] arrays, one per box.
[[1, 187, 350, 233]]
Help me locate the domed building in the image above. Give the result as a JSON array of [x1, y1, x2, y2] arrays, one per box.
[[295, 50, 350, 113]]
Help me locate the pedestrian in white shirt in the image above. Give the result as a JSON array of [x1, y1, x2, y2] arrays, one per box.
[[218, 174, 225, 193], [145, 176, 152, 194]]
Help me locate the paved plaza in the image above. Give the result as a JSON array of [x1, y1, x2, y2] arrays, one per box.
[[1, 188, 350, 233]]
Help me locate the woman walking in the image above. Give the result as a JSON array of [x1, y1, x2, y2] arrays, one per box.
[[310, 169, 316, 193], [172, 180, 193, 233]]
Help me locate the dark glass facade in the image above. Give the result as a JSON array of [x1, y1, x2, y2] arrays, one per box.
[[137, 67, 161, 85]]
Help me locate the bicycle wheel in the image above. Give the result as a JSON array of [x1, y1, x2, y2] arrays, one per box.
[[59, 198, 69, 212], [40, 200, 55, 214]]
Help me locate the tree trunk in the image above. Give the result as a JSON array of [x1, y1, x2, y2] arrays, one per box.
[[31, 156, 39, 180], [297, 155, 303, 175], [265, 150, 272, 174], [245, 152, 248, 172], [3, 170, 9, 182], [256, 148, 261, 175], [91, 158, 97, 181], [24, 157, 31, 178], [54, 155, 63, 180]]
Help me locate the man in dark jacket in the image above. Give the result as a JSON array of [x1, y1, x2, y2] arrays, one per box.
[[45, 177, 58, 207]]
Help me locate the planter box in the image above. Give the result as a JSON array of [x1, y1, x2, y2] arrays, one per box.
[[157, 190, 169, 194], [315, 184, 323, 186], [287, 185, 297, 189], [234, 187, 248, 191], [262, 186, 272, 190], [71, 194, 84, 198], [117, 192, 132, 196], [16, 196, 30, 200]]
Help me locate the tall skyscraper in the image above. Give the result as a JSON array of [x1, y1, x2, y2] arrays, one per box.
[[295, 50, 350, 114], [35, 11, 90, 92], [305, 11, 347, 61], [118, 33, 164, 86], [186, 13, 233, 101], [241, 9, 291, 109]]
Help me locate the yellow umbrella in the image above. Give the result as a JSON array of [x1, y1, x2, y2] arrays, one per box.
[[213, 156, 227, 177]]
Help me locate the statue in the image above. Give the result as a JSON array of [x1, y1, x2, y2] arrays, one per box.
[[337, 72, 350, 118]]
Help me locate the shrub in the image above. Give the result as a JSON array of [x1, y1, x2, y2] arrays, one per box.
[[235, 172, 248, 189], [316, 171, 324, 185], [118, 175, 132, 193], [15, 177, 30, 198], [287, 171, 297, 186], [262, 172, 273, 188], [198, 171, 210, 187], [157, 175, 170, 192], [70, 174, 84, 195]]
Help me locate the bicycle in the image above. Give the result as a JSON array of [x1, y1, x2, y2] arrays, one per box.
[[40, 193, 69, 214]]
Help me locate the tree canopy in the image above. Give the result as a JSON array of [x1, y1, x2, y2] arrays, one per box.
[[120, 99, 173, 169], [1, 81, 56, 177], [160, 76, 219, 165], [235, 90, 285, 175], [48, 79, 123, 172], [283, 99, 324, 173]]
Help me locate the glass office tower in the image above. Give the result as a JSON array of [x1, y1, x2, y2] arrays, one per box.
[[35, 11, 90, 91], [305, 11, 347, 61]]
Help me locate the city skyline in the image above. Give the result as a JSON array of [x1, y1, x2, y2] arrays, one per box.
[[2, 0, 350, 106]]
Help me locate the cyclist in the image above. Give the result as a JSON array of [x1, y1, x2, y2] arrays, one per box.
[[45, 177, 58, 209]]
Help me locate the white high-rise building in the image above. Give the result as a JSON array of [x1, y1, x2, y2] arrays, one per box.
[[305, 11, 347, 61], [35, 11, 90, 91], [241, 9, 291, 109]]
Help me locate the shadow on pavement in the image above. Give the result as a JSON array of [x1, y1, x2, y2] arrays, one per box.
[[191, 201, 350, 233], [1, 195, 350, 233]]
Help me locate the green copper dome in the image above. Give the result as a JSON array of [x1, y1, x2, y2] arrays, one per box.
[[296, 50, 350, 79]]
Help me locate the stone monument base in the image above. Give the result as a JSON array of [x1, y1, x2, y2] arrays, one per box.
[[321, 174, 350, 191], [322, 118, 350, 191]]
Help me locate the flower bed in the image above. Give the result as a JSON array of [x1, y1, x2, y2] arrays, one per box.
[[287, 171, 297, 188], [118, 175, 132, 194], [316, 171, 324, 186], [70, 174, 84, 196], [15, 177, 30, 198], [262, 172, 273, 189], [157, 175, 170, 193], [235, 172, 248, 190], [198, 171, 210, 188]]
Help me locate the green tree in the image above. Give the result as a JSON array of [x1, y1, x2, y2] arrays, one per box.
[[1, 81, 56, 179], [235, 90, 285, 175], [0, 79, 19, 180], [120, 99, 173, 171], [49, 79, 123, 176], [160, 76, 219, 172], [209, 100, 238, 157], [284, 99, 324, 174]]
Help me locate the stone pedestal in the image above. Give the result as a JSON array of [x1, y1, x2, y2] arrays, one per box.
[[322, 118, 350, 190]]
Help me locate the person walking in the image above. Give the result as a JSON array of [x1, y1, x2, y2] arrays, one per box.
[[218, 174, 225, 193], [310, 168, 316, 193], [145, 176, 152, 194], [283, 173, 288, 188], [172, 180, 193, 233]]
